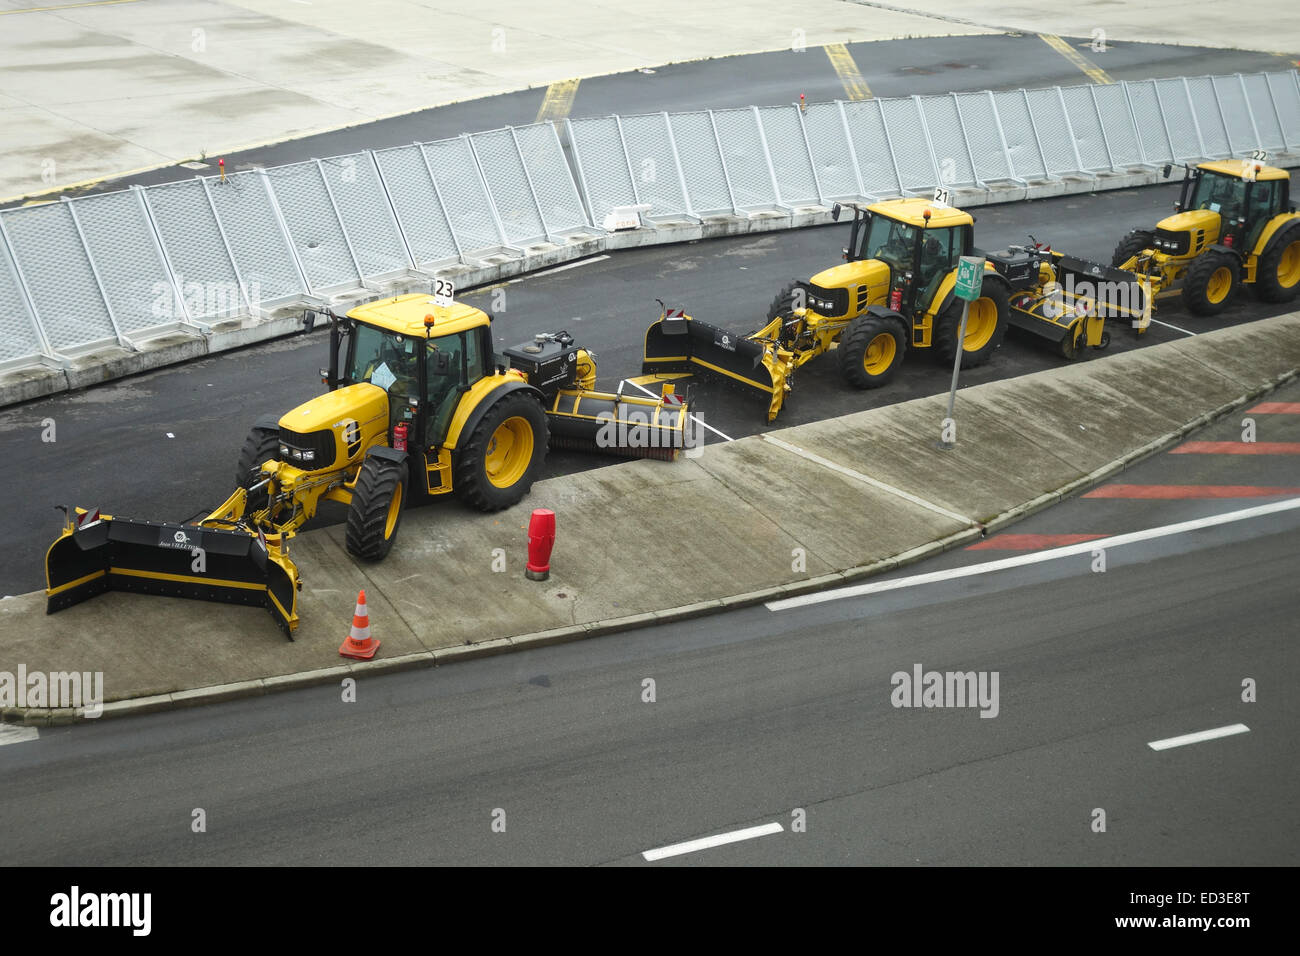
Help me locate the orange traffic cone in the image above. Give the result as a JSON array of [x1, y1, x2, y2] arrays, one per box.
[[338, 589, 381, 660]]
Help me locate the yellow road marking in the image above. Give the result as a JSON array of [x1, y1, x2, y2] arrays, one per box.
[[1039, 34, 1114, 85], [824, 43, 871, 101], [535, 78, 581, 124], [0, 0, 142, 15]]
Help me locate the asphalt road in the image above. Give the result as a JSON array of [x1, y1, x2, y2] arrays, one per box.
[[3, 179, 1298, 597], [2, 398, 1295, 865], [6, 34, 1290, 206]]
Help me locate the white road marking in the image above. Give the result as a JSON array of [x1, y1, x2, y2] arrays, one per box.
[[643, 822, 783, 861], [1148, 723, 1250, 751], [767, 495, 1300, 611], [762, 434, 975, 526], [520, 255, 610, 281], [0, 725, 39, 746], [620, 379, 734, 442], [165, 432, 174, 438], [1147, 317, 1198, 336]]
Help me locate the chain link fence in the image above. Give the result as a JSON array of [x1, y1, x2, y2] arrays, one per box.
[[2, 70, 1298, 377]]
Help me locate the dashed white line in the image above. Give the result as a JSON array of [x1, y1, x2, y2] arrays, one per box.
[[520, 255, 610, 280], [620, 379, 734, 442], [1147, 317, 1198, 337], [767, 495, 1300, 611], [1148, 723, 1250, 751], [643, 822, 783, 861], [0, 725, 39, 746]]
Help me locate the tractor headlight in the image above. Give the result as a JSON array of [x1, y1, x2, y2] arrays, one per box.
[[301, 450, 314, 462], [279, 443, 289, 456]]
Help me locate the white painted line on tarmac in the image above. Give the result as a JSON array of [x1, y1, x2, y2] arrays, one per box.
[[1147, 318, 1198, 337], [1148, 723, 1250, 751], [521, 255, 610, 280], [767, 496, 1300, 612], [643, 822, 783, 861], [620, 379, 734, 442], [0, 725, 40, 746], [762, 434, 975, 526]]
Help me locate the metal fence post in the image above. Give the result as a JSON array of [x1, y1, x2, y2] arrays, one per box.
[[0, 214, 59, 364], [987, 90, 1026, 185], [563, 119, 600, 226], [1121, 81, 1154, 167], [415, 143, 466, 263], [751, 106, 790, 211], [1021, 89, 1056, 180], [1054, 86, 1093, 179], [367, 150, 418, 270], [950, 93, 985, 188], [611, 115, 642, 207], [1237, 74, 1264, 151], [508, 126, 554, 239], [835, 101, 867, 198], [706, 110, 740, 215], [1087, 85, 1117, 171], [912, 95, 944, 189], [1261, 74, 1292, 151], [130, 185, 205, 331], [1209, 77, 1235, 155], [257, 168, 313, 296], [198, 176, 255, 314], [314, 159, 367, 285], [1149, 81, 1179, 160], [464, 133, 518, 252], [62, 197, 133, 351], [1180, 78, 1208, 159], [662, 111, 698, 220], [794, 105, 825, 203], [875, 100, 907, 195]]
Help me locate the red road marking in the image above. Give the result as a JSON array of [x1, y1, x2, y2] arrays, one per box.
[[1171, 441, 1300, 454], [1246, 403, 1300, 414], [967, 533, 1108, 551], [1084, 484, 1300, 499]]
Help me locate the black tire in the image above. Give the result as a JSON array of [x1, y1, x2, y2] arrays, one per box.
[[767, 280, 800, 321], [345, 455, 408, 561], [455, 391, 548, 512], [1059, 323, 1083, 361], [837, 314, 907, 388], [235, 425, 279, 513], [932, 283, 1009, 369], [1182, 250, 1240, 316], [1255, 224, 1300, 303], [1111, 230, 1153, 268]]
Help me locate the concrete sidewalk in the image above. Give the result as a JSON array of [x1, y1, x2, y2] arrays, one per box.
[[2, 309, 1298, 723]]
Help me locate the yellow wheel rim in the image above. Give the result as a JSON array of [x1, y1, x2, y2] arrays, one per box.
[[863, 331, 897, 375], [383, 481, 403, 539], [1277, 240, 1300, 289], [1206, 265, 1232, 304], [963, 298, 997, 351], [485, 416, 533, 489]]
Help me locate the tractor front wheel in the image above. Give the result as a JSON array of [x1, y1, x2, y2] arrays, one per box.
[[1255, 226, 1300, 303], [767, 280, 801, 322], [346, 455, 408, 561], [933, 284, 1008, 369], [455, 391, 549, 512], [1182, 250, 1239, 316], [235, 425, 279, 513], [838, 314, 907, 388], [1111, 230, 1153, 268]]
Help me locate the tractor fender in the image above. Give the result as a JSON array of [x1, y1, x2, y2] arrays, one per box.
[[933, 271, 1010, 320], [863, 305, 909, 338], [365, 445, 407, 467], [1204, 242, 1245, 264], [255, 414, 282, 432], [447, 380, 544, 460], [1252, 213, 1300, 258]]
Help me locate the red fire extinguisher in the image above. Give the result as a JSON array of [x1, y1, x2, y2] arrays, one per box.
[[392, 422, 408, 452], [890, 287, 903, 311]]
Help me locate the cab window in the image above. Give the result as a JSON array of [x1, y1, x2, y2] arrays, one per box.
[[425, 332, 469, 447]]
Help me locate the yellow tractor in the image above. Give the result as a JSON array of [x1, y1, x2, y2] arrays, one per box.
[[645, 198, 1147, 420], [1112, 158, 1300, 315], [46, 294, 691, 634]]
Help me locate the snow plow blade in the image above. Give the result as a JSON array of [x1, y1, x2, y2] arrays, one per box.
[[45, 511, 300, 637], [643, 309, 790, 421]]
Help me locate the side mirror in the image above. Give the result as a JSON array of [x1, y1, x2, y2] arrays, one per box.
[[1161, 164, 1172, 179], [831, 203, 842, 222]]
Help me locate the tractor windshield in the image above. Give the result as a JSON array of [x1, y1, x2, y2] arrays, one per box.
[[1189, 171, 1248, 220], [862, 214, 919, 272], [347, 323, 420, 397]]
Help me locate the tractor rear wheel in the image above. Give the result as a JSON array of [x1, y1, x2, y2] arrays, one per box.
[[838, 314, 907, 388], [1255, 225, 1300, 303], [1182, 250, 1239, 315], [1111, 230, 1153, 268], [767, 280, 800, 321], [235, 425, 279, 513], [455, 391, 549, 512], [933, 283, 1008, 369], [346, 455, 408, 561]]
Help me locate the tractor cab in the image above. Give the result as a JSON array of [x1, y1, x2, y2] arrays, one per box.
[[1159, 160, 1292, 255]]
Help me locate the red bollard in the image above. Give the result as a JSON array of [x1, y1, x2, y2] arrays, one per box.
[[526, 509, 556, 581]]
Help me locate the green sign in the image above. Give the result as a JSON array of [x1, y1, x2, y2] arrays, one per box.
[[954, 256, 985, 302]]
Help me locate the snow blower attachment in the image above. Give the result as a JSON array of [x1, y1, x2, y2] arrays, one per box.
[[45, 295, 690, 636]]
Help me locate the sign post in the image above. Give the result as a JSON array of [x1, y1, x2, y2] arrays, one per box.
[[938, 255, 985, 451]]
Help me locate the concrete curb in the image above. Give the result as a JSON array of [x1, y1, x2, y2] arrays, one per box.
[[9, 362, 1293, 726], [6, 155, 1299, 409]]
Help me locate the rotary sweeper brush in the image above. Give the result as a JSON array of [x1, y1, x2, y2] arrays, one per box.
[[46, 295, 693, 636], [644, 198, 1151, 421]]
